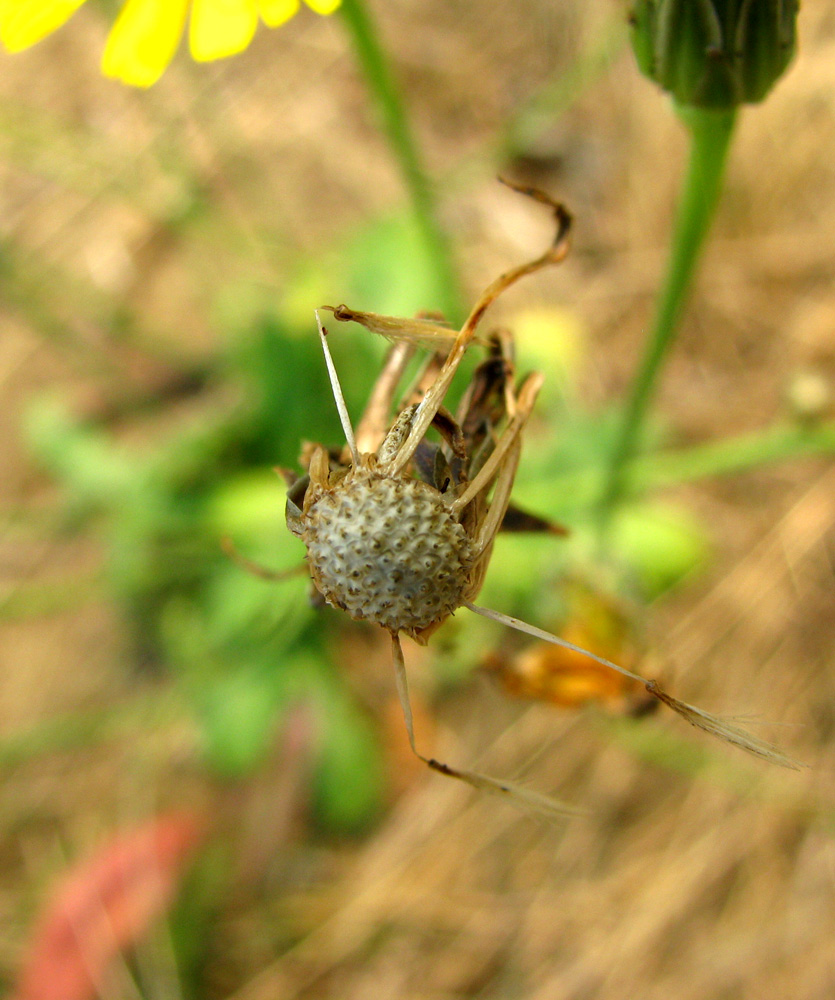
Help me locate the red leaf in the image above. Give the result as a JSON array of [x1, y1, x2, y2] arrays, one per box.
[[14, 812, 205, 1000]]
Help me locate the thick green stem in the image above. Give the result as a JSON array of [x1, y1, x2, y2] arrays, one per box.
[[338, 0, 463, 321], [597, 105, 736, 528]]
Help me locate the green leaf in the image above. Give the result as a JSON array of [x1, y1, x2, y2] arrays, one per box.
[[609, 501, 711, 597], [343, 211, 444, 318], [198, 666, 284, 777], [311, 692, 384, 833]]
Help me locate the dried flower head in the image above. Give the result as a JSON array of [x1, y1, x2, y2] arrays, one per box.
[[234, 181, 800, 816]]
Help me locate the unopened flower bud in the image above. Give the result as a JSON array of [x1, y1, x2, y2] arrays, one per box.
[[629, 0, 799, 109]]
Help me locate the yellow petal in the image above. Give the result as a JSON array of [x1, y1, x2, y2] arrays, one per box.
[[303, 0, 341, 13], [189, 0, 258, 62], [0, 0, 86, 52], [258, 0, 299, 29], [102, 0, 189, 87]]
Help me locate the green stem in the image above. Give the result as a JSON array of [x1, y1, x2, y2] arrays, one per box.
[[597, 105, 737, 528], [338, 0, 463, 321], [634, 420, 835, 490], [537, 420, 835, 517]]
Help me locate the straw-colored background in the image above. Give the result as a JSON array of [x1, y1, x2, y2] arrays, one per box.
[[1, 2, 834, 997]]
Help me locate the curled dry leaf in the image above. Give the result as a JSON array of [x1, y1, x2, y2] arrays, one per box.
[[490, 625, 646, 709]]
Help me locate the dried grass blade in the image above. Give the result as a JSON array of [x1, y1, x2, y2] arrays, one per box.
[[466, 603, 804, 770]]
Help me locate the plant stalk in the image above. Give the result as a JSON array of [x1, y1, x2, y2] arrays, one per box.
[[339, 0, 463, 321], [597, 105, 736, 528], [544, 420, 835, 517]]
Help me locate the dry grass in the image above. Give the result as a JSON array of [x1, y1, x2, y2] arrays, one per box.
[[1, 2, 834, 998]]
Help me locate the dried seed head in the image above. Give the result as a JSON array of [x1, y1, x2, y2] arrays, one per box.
[[302, 470, 473, 635]]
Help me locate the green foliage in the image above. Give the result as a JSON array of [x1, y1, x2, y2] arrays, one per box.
[[23, 297, 388, 828], [19, 203, 454, 830], [14, 1, 829, 841], [310, 686, 385, 832], [607, 502, 709, 596], [199, 665, 285, 777]]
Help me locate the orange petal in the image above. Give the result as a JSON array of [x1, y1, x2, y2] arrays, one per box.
[[102, 0, 189, 87], [258, 0, 299, 28], [189, 0, 258, 62], [0, 0, 86, 52], [498, 643, 632, 708]]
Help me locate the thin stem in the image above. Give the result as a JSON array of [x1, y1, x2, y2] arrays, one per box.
[[597, 106, 737, 529], [528, 420, 835, 518], [498, 17, 627, 162], [635, 420, 835, 489], [338, 0, 463, 321]]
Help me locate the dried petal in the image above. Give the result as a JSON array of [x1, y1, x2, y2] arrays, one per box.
[[321, 304, 461, 352]]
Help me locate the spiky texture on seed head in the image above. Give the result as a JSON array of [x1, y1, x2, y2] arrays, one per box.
[[302, 471, 473, 636]]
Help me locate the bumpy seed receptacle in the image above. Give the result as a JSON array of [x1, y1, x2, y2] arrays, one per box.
[[302, 471, 473, 635]]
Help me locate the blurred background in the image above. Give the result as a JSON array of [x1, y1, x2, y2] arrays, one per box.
[[1, 1, 834, 997]]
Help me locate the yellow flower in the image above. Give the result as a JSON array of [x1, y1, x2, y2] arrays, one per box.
[[0, 0, 341, 87]]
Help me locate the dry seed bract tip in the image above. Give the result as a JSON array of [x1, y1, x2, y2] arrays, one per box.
[[315, 309, 359, 467], [274, 182, 800, 816], [319, 305, 461, 353], [466, 604, 803, 772], [390, 632, 584, 819]]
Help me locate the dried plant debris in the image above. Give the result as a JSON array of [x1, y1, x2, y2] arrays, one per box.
[[233, 182, 801, 816]]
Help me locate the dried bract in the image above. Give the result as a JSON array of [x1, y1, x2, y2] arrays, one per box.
[[270, 182, 799, 815]]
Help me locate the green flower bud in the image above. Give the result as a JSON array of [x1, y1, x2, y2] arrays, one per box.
[[629, 0, 799, 109]]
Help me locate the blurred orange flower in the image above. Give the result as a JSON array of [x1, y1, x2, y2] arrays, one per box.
[[488, 585, 653, 712], [0, 0, 341, 87], [493, 627, 641, 709]]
